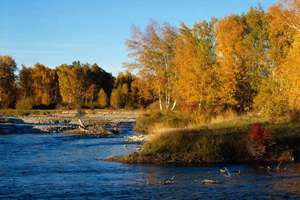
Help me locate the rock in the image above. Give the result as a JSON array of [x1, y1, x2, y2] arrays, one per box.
[[159, 176, 176, 185], [126, 135, 147, 142], [201, 179, 223, 185], [111, 126, 120, 134]]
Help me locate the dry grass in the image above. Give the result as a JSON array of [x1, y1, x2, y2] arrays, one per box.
[[120, 110, 300, 165]]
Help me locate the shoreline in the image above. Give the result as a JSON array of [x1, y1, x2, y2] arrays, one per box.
[[0, 110, 138, 135], [108, 112, 300, 166]]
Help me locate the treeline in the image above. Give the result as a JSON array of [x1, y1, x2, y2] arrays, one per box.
[[126, 1, 300, 117], [0, 57, 154, 109], [1, 0, 299, 115]]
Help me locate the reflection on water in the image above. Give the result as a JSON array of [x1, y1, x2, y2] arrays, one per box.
[[1, 122, 300, 199]]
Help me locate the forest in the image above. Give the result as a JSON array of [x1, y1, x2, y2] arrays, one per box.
[[0, 59, 151, 110], [1, 0, 300, 119]]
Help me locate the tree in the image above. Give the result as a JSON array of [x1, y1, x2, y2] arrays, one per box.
[[0, 56, 17, 108], [174, 20, 219, 112], [278, 33, 300, 110], [280, 0, 300, 33], [29, 63, 59, 107], [254, 75, 289, 117], [18, 66, 32, 98], [57, 61, 113, 108], [267, 4, 296, 67], [216, 9, 269, 112], [98, 88, 108, 108], [17, 66, 34, 109], [236, 7, 269, 112], [125, 21, 178, 110], [110, 89, 121, 109], [216, 15, 246, 111], [120, 83, 130, 108], [130, 78, 156, 108]]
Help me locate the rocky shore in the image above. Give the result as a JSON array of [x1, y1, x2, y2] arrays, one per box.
[[0, 110, 137, 135]]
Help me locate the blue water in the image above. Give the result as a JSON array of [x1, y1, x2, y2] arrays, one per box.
[[1, 123, 300, 199]]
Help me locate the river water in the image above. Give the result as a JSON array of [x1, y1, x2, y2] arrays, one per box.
[[1, 122, 300, 199]]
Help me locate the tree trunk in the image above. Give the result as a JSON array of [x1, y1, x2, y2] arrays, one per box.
[[171, 100, 177, 111]]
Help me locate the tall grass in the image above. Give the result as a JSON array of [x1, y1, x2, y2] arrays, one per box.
[[139, 127, 249, 163], [135, 111, 192, 133], [135, 109, 267, 133], [118, 110, 300, 165]]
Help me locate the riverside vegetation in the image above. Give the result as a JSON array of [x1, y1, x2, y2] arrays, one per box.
[[111, 111, 300, 165], [1, 0, 300, 165]]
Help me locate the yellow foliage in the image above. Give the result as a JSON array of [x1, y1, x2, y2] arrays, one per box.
[[278, 33, 300, 110], [97, 88, 108, 108]]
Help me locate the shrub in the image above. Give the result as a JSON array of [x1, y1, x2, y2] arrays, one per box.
[[247, 123, 273, 159], [248, 123, 272, 142]]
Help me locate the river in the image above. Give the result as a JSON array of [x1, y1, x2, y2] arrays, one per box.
[[1, 122, 300, 199]]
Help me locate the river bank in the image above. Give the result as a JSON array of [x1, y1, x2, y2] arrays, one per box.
[[110, 111, 300, 166], [0, 110, 138, 135]]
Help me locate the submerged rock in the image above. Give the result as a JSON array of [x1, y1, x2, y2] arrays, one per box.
[[201, 179, 223, 185]]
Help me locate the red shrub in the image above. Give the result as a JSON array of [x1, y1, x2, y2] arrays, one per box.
[[248, 123, 272, 144]]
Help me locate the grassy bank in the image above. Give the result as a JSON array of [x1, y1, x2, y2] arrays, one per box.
[[111, 111, 300, 165]]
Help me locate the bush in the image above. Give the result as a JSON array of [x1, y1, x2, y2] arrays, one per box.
[[247, 123, 273, 160]]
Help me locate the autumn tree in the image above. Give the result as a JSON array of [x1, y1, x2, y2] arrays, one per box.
[[126, 21, 178, 110], [112, 72, 137, 108], [57, 61, 113, 108], [110, 89, 121, 109], [277, 33, 300, 110], [98, 88, 108, 108], [0, 56, 17, 108], [216, 15, 246, 111], [17, 66, 34, 109], [255, 1, 300, 116], [56, 64, 81, 107], [18, 66, 32, 98], [130, 77, 156, 108], [216, 8, 269, 112], [30, 64, 59, 107], [174, 20, 219, 112], [267, 4, 296, 67], [254, 76, 289, 117], [237, 7, 269, 112]]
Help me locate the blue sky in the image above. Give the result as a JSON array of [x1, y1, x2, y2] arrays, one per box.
[[0, 0, 277, 75]]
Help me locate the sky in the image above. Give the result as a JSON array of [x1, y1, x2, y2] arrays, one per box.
[[0, 0, 277, 75]]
